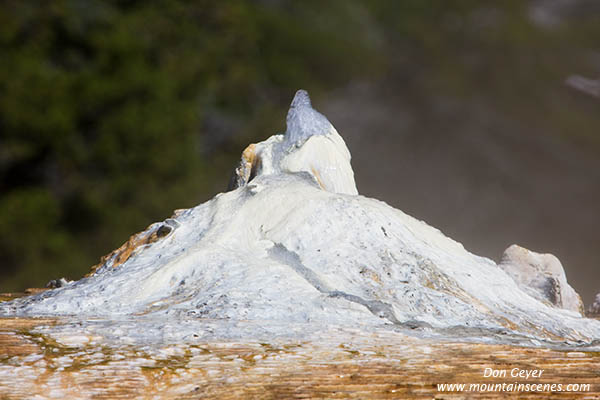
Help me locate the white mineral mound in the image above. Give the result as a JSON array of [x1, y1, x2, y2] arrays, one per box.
[[2, 90, 599, 346]]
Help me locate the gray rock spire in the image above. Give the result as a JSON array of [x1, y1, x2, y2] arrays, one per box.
[[284, 89, 334, 147]]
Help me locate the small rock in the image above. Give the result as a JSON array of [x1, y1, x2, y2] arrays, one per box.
[[498, 244, 584, 315], [565, 75, 600, 99], [588, 294, 600, 316], [45, 278, 72, 289], [156, 224, 173, 238]]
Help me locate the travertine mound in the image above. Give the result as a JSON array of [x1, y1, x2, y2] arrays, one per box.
[[1, 90, 598, 346]]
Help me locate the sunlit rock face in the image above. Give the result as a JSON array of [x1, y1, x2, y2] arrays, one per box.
[[498, 244, 584, 315], [1, 90, 598, 346], [229, 89, 357, 195]]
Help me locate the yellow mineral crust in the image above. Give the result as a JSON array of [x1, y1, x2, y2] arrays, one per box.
[[86, 222, 174, 277]]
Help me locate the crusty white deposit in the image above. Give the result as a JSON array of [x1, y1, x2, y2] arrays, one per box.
[[2, 90, 599, 348]]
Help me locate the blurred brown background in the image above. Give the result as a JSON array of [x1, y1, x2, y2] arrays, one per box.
[[0, 1, 598, 305]]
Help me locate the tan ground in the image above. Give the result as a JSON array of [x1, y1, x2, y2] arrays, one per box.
[[1, 308, 599, 399]]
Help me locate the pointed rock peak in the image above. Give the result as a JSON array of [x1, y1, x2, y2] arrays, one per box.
[[285, 89, 334, 146], [229, 89, 357, 195], [290, 89, 312, 108]]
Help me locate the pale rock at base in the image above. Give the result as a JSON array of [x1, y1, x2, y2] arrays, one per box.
[[498, 244, 584, 315], [588, 293, 600, 316]]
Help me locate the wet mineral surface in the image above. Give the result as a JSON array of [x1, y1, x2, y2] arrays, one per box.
[[1, 311, 599, 399]]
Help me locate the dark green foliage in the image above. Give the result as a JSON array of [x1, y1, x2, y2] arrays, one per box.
[[0, 0, 382, 290], [0, 1, 599, 291]]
